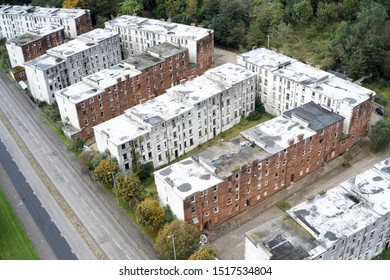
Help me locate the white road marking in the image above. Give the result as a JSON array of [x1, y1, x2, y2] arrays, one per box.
[[90, 210, 99, 221], [48, 155, 53, 163], [101, 225, 109, 234], [55, 165, 60, 172], [40, 146, 46, 153], [71, 186, 78, 195], [81, 198, 88, 207], [12, 109, 16, 113], [63, 175, 69, 183], [126, 254, 131, 260], [112, 238, 122, 250]]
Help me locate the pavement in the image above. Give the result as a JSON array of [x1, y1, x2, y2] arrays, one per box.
[[211, 136, 390, 260]]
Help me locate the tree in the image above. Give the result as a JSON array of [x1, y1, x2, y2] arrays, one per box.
[[116, 174, 143, 204], [67, 136, 85, 154], [370, 118, 390, 151], [93, 158, 119, 187], [188, 246, 216, 260], [292, 0, 313, 25], [136, 198, 165, 233], [117, 0, 143, 16], [63, 0, 84, 8], [154, 220, 199, 259]]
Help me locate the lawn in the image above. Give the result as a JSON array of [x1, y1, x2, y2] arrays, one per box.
[[373, 248, 390, 260], [0, 188, 39, 260]]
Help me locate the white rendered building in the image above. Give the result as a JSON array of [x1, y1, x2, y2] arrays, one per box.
[[237, 48, 375, 135], [93, 63, 256, 171], [0, 5, 92, 39], [245, 157, 390, 260], [25, 28, 121, 104], [104, 15, 214, 70]]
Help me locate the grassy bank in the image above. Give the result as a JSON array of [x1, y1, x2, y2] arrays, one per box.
[[0, 188, 39, 260]]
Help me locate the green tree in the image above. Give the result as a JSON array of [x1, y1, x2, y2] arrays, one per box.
[[63, 0, 84, 8], [136, 198, 165, 233], [370, 118, 390, 151], [154, 220, 199, 259], [116, 174, 143, 204], [292, 0, 313, 25], [67, 136, 85, 154], [188, 246, 216, 260], [93, 158, 119, 187], [117, 0, 143, 16]]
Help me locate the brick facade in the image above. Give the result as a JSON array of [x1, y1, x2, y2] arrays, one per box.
[[184, 117, 346, 231], [60, 47, 190, 140]]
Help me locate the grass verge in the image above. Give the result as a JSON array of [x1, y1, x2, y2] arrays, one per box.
[[0, 187, 39, 260]]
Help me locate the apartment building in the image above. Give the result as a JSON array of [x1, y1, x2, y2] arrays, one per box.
[[105, 15, 214, 77], [237, 48, 375, 150], [6, 25, 65, 81], [0, 5, 92, 39], [155, 102, 347, 231], [25, 28, 121, 104], [245, 157, 390, 260], [93, 63, 256, 171], [55, 43, 190, 140]]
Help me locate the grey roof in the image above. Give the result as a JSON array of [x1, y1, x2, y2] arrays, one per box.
[[283, 101, 345, 132], [147, 42, 188, 59]]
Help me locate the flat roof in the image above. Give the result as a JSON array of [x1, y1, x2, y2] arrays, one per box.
[[47, 28, 117, 58], [147, 42, 188, 59], [238, 48, 297, 72], [155, 157, 223, 200], [8, 25, 63, 46], [239, 48, 375, 108], [93, 114, 150, 147], [245, 215, 320, 260], [169, 75, 227, 105], [125, 93, 192, 125], [287, 185, 380, 248], [24, 53, 65, 70], [124, 53, 163, 71], [84, 63, 141, 89], [206, 63, 256, 86], [241, 115, 316, 154], [340, 159, 390, 216], [315, 75, 375, 107], [105, 15, 212, 41], [194, 136, 270, 179], [55, 81, 104, 104], [283, 101, 344, 132], [0, 5, 87, 18]]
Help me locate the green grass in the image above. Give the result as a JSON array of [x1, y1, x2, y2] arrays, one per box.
[[373, 248, 390, 260], [42, 114, 70, 146], [363, 80, 390, 111], [0, 188, 39, 260], [277, 201, 292, 211]]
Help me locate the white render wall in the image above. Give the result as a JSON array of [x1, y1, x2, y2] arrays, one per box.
[[0, 5, 86, 39], [154, 174, 185, 220], [94, 64, 256, 171], [25, 31, 121, 104], [5, 42, 25, 68], [237, 49, 374, 135]]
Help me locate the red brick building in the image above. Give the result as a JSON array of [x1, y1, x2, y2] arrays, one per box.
[[6, 25, 65, 79], [155, 102, 364, 231], [56, 43, 190, 140]]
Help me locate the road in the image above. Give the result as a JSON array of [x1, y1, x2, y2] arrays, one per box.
[[0, 139, 76, 259], [0, 70, 156, 260]]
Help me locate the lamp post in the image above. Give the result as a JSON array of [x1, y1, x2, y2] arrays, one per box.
[[168, 234, 177, 260], [109, 172, 119, 205]]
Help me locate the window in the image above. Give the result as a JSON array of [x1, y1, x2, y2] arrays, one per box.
[[191, 207, 196, 213], [213, 185, 218, 192], [213, 207, 219, 213], [228, 188, 232, 194], [191, 196, 195, 203], [235, 194, 239, 201], [235, 184, 240, 191], [227, 198, 232, 205], [213, 196, 218, 203]]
